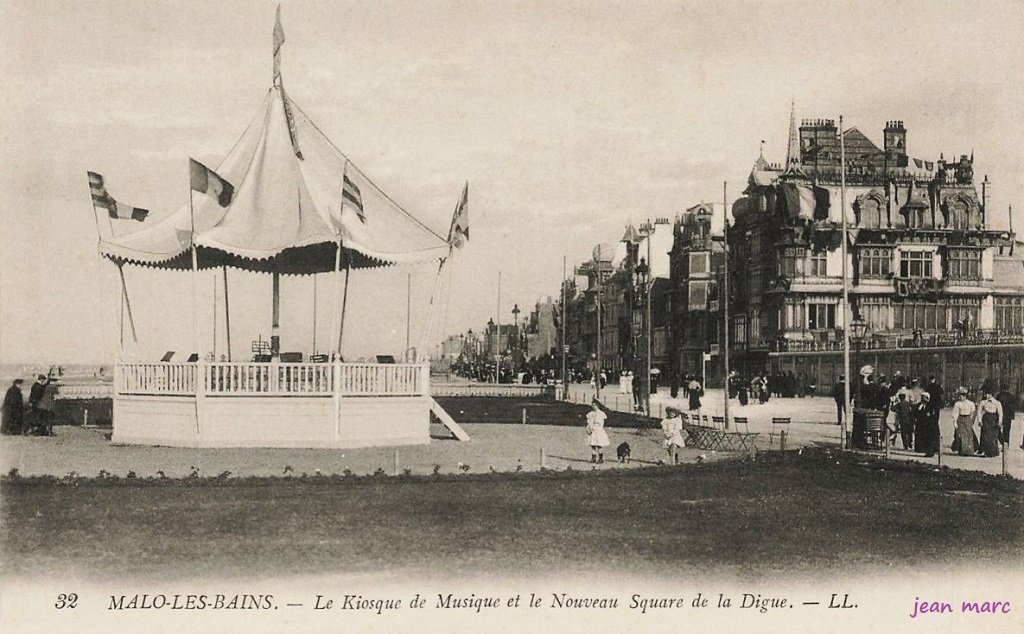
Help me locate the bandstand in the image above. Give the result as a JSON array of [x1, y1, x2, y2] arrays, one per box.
[[92, 12, 468, 448]]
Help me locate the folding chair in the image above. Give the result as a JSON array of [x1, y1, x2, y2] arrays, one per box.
[[711, 416, 726, 430], [769, 417, 791, 448], [732, 416, 750, 434]]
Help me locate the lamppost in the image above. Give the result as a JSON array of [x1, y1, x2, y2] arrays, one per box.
[[634, 254, 650, 415], [851, 316, 868, 405]]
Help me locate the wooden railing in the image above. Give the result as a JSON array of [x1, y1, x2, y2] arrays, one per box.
[[117, 363, 197, 396], [204, 363, 335, 395], [114, 362, 427, 398], [336, 363, 424, 396]]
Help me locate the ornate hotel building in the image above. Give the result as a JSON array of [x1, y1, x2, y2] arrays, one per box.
[[721, 114, 1024, 392]]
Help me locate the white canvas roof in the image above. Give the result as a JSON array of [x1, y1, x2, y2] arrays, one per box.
[[99, 88, 450, 273]]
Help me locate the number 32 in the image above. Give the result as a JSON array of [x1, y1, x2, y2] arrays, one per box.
[[55, 593, 78, 609]]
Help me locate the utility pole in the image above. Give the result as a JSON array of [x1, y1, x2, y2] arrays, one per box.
[[595, 253, 602, 400], [645, 224, 652, 418], [840, 115, 851, 450], [561, 255, 567, 395], [495, 270, 501, 384], [723, 181, 730, 430]]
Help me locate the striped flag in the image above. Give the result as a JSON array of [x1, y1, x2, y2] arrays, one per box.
[[273, 5, 285, 85], [87, 171, 149, 221], [189, 159, 234, 207], [342, 173, 365, 222], [448, 182, 469, 248]]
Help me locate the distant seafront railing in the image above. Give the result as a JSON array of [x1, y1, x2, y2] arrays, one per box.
[[113, 361, 428, 398]]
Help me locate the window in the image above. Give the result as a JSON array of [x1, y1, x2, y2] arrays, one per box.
[[859, 297, 889, 330], [899, 250, 933, 278], [689, 252, 709, 275], [947, 248, 980, 281], [859, 248, 891, 278], [807, 303, 836, 330], [732, 315, 747, 344], [893, 301, 945, 331], [995, 297, 1024, 332], [858, 196, 884, 228], [778, 247, 805, 277], [949, 298, 980, 330], [809, 252, 828, 276]]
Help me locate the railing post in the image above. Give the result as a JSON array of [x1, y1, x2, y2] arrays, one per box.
[[421, 362, 430, 397]]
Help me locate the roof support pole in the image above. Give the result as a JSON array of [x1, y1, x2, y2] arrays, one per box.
[[271, 271, 281, 360], [338, 261, 351, 358], [223, 266, 232, 362], [330, 240, 343, 359]]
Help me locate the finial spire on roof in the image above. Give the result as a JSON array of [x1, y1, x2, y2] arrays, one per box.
[[785, 98, 799, 167]]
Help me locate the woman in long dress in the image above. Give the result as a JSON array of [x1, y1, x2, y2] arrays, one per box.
[[585, 400, 610, 464], [950, 388, 977, 456], [914, 392, 940, 457], [688, 378, 703, 415], [661, 407, 686, 464], [975, 391, 1003, 458]]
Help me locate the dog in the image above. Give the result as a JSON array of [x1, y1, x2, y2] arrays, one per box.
[[616, 441, 631, 463]]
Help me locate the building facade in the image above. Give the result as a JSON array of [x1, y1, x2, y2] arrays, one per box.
[[727, 115, 1024, 393]]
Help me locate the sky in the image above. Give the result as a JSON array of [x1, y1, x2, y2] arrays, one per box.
[[2, 0, 1023, 364]]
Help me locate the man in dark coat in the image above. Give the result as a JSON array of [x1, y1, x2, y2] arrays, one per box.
[[25, 375, 54, 436], [832, 376, 846, 426], [924, 376, 945, 412], [2, 379, 24, 435], [995, 384, 1017, 446]]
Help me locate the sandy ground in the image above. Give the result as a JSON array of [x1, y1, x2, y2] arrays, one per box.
[[0, 423, 722, 479], [2, 385, 1020, 479]]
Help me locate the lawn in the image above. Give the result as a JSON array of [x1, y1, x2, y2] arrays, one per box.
[[2, 449, 1021, 581], [435, 396, 652, 428]]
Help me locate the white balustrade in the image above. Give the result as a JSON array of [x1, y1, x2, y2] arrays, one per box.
[[115, 361, 426, 398], [116, 363, 196, 396]]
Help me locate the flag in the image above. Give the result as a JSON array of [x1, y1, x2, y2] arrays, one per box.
[[273, 5, 285, 85], [448, 182, 469, 248], [189, 159, 234, 207], [87, 171, 149, 221], [782, 182, 816, 220], [342, 173, 365, 222]]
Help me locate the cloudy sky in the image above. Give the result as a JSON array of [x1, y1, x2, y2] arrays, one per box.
[[2, 0, 1023, 364]]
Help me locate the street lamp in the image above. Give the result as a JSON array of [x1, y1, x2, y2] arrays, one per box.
[[850, 316, 868, 405]]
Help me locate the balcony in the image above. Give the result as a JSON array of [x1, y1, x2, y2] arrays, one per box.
[[771, 329, 1024, 352]]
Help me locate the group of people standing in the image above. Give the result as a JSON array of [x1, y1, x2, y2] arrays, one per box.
[[836, 369, 1019, 458], [1, 375, 56, 436]]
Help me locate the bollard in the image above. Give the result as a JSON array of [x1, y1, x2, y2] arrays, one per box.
[[83, 409, 89, 427], [937, 431, 943, 468], [779, 429, 787, 452], [1002, 444, 1008, 476], [540, 447, 546, 469], [884, 426, 891, 460], [393, 448, 400, 476], [522, 408, 527, 425]]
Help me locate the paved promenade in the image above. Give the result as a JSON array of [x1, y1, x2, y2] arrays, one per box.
[[567, 381, 1024, 479]]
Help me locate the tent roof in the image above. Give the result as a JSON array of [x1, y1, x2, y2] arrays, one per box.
[[99, 88, 451, 273]]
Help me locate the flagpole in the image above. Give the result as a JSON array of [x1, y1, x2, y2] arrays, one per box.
[[223, 266, 232, 361], [840, 114, 851, 451], [331, 240, 343, 359], [189, 179, 200, 361]]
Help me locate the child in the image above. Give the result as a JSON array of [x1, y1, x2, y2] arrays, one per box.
[[585, 399, 610, 463], [661, 407, 686, 464]]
